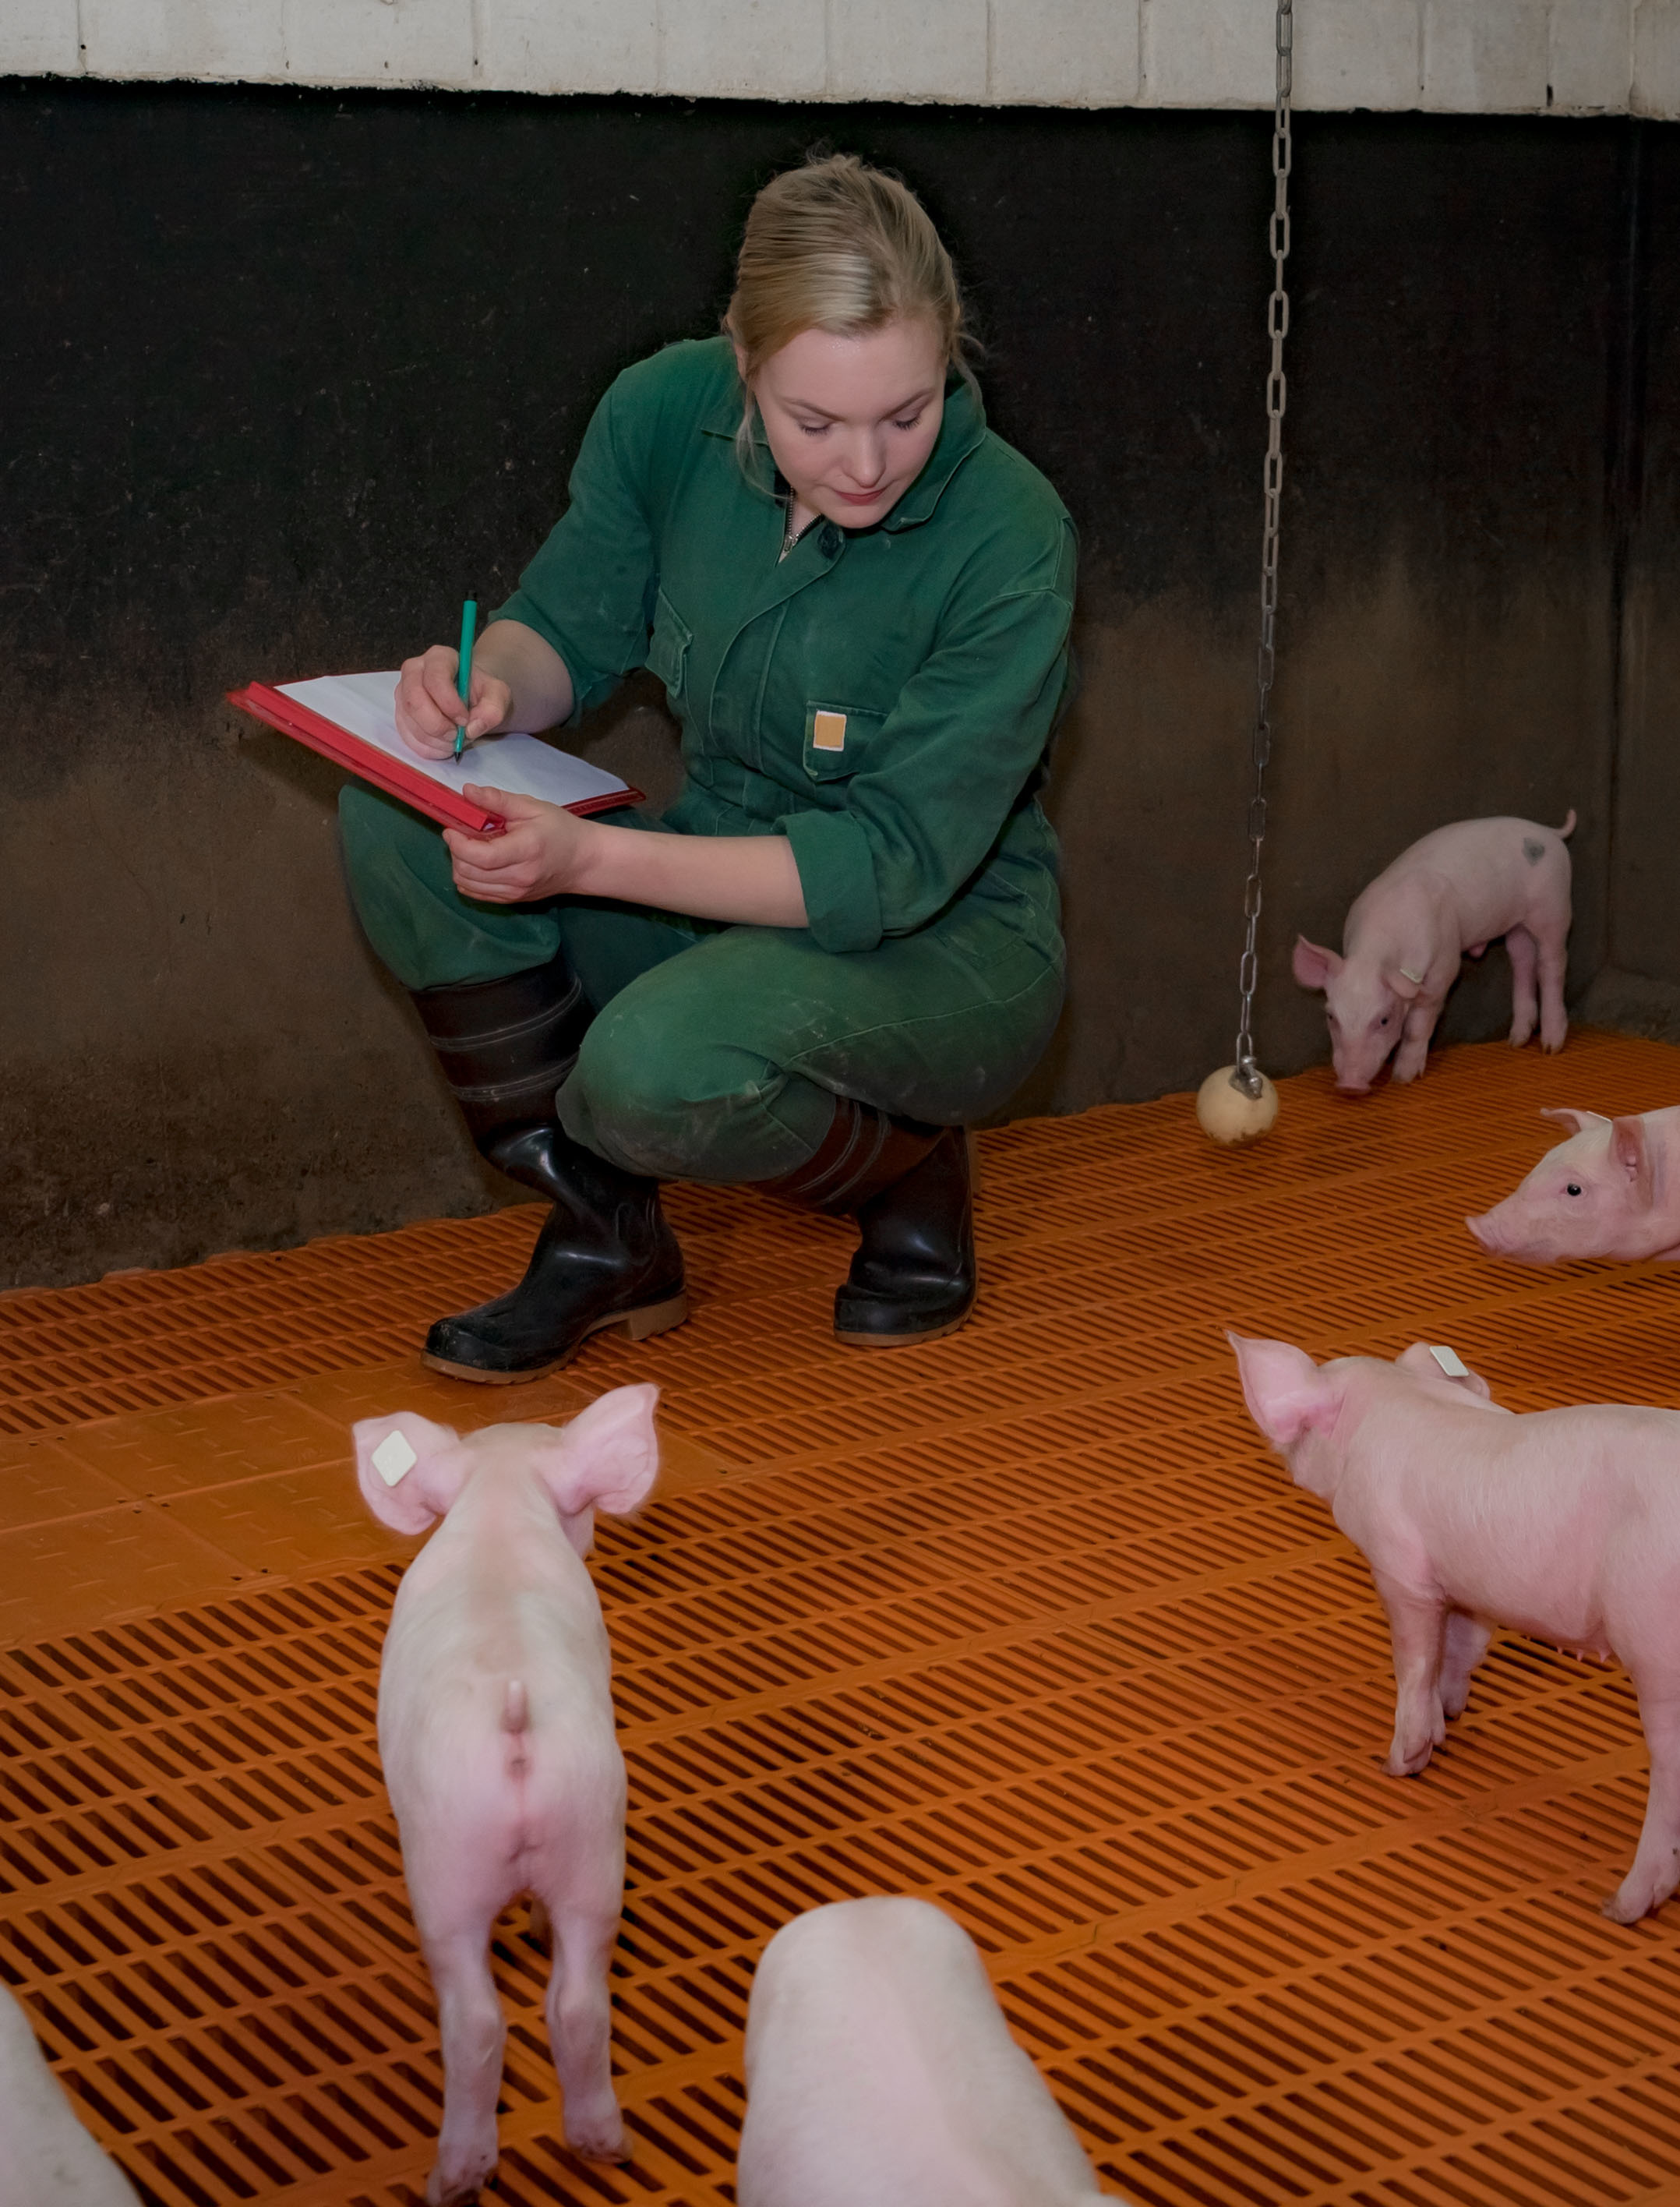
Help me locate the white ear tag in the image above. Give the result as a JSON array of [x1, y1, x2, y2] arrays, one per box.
[[1399, 963, 1426, 985], [1428, 1344, 1470, 1378], [373, 1430, 418, 1485]]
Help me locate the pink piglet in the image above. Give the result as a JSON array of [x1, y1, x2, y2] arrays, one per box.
[[1230, 1333, 1680, 1925], [738, 1898, 1117, 2206], [354, 1385, 658, 2206], [1293, 811, 1574, 1093]]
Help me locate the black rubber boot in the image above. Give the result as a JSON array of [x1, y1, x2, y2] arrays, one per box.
[[409, 959, 688, 1382], [757, 1098, 976, 1347]]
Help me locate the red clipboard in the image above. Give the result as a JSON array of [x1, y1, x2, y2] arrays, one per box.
[[228, 682, 643, 834]]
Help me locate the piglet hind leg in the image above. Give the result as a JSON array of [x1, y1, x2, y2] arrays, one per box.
[[1505, 926, 1540, 1049], [1604, 1690, 1680, 1925], [1438, 1611, 1495, 1721], [422, 1930, 506, 2207], [1375, 1576, 1448, 1775], [1535, 927, 1569, 1053], [545, 1907, 628, 2163]]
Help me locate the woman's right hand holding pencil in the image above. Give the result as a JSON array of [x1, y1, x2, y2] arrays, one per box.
[[395, 644, 513, 759], [394, 621, 576, 758]]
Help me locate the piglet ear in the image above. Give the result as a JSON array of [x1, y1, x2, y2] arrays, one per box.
[[1540, 1107, 1608, 1135], [1395, 1342, 1494, 1400], [1291, 936, 1339, 991], [1227, 1333, 1335, 1451], [352, 1411, 464, 1536], [539, 1384, 661, 1520], [1611, 1116, 1655, 1209]]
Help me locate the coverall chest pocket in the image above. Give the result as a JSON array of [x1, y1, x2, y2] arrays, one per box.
[[647, 590, 693, 704], [803, 700, 886, 782]]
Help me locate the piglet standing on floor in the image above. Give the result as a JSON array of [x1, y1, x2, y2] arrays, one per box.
[[1229, 1333, 1680, 1924], [1467, 1106, 1680, 1263], [1292, 811, 1575, 1093], [0, 1985, 142, 2207], [736, 1898, 1117, 2207], [354, 1385, 658, 2207]]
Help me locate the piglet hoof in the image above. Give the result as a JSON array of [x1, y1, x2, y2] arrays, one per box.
[[1541, 1029, 1568, 1055], [1384, 1743, 1435, 1778], [426, 2152, 496, 2207], [566, 2113, 630, 2166], [1602, 1861, 1678, 1926], [1601, 1888, 1655, 1928]]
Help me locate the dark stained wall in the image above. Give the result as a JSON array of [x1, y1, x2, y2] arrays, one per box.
[[1610, 129, 1680, 1006], [1, 82, 1667, 1288]]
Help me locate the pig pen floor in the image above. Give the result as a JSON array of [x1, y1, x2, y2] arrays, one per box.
[[6, 1030, 1680, 2207]]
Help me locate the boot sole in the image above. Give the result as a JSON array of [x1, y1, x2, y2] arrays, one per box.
[[833, 1306, 973, 1349], [422, 1291, 690, 1385]]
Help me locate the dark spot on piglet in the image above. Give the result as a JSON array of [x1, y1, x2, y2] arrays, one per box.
[[1523, 838, 1545, 863]]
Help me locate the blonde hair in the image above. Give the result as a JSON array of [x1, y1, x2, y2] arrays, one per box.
[[725, 153, 979, 471]]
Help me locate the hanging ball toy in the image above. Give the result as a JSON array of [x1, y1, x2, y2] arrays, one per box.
[[1197, 1065, 1279, 1146], [1201, 1, 1293, 1156]]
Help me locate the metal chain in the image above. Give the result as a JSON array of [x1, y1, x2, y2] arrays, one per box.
[[1232, 0, 1294, 1100]]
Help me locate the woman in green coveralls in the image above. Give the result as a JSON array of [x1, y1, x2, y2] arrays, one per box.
[[338, 154, 1076, 1379]]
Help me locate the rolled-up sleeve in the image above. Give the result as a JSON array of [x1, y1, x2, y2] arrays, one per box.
[[780, 528, 1076, 955], [492, 362, 666, 716]]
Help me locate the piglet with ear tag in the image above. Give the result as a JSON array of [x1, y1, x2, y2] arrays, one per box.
[[1229, 1331, 1680, 1925], [1466, 1103, 1680, 1264], [354, 1384, 660, 2205]]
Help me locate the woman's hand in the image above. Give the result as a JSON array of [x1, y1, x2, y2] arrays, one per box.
[[445, 782, 811, 927], [443, 786, 595, 902], [394, 645, 514, 759]]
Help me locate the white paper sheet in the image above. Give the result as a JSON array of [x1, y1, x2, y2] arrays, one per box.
[[277, 670, 632, 810]]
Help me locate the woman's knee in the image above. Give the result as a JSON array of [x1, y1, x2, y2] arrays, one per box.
[[561, 1004, 817, 1182], [337, 784, 561, 991], [338, 782, 442, 888]]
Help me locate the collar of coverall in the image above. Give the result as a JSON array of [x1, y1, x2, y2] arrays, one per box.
[[701, 372, 987, 532]]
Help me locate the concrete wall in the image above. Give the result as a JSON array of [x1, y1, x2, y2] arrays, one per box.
[[4, 0, 1678, 115], [1, 83, 1669, 1290]]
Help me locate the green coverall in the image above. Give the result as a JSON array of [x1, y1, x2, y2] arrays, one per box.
[[338, 336, 1076, 1184]]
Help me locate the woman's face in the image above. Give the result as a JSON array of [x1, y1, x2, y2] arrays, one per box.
[[748, 317, 947, 530]]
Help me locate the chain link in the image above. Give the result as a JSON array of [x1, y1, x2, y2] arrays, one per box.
[[1232, 0, 1293, 1100]]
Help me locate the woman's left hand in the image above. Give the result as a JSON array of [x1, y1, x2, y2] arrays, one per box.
[[443, 786, 594, 903]]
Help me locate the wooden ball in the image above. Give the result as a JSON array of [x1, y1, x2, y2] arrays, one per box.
[[1196, 1065, 1279, 1146]]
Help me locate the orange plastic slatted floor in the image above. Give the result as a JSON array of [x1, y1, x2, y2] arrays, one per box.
[[5, 1029, 1680, 2207]]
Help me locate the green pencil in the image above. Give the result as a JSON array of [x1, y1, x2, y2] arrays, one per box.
[[454, 597, 478, 761]]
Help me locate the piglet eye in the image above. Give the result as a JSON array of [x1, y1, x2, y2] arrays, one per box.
[[1566, 1182, 1583, 1197], [1378, 1015, 1389, 1027]]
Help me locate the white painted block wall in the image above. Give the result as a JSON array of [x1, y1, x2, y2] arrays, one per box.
[[2, 0, 1675, 116]]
